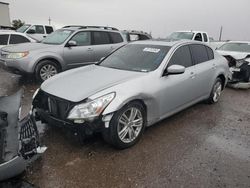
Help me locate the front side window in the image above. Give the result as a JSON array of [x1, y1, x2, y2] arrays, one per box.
[[194, 33, 202, 41], [93, 31, 111, 45], [99, 44, 170, 72], [28, 25, 45, 34], [0, 34, 9, 45], [9, 34, 30, 44], [168, 45, 193, 68], [45, 26, 54, 34], [70, 32, 91, 46], [190, 44, 209, 64], [42, 30, 73, 45]]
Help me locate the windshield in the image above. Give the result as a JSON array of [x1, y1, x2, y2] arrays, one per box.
[[218, 43, 250, 53], [42, 29, 73, 45], [169, 32, 194, 40], [16, 24, 31, 33], [99, 44, 170, 72]]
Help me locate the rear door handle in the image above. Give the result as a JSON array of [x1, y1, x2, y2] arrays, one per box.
[[88, 48, 93, 51], [212, 64, 217, 70]]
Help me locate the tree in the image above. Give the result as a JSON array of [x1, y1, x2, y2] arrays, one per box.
[[12, 19, 25, 30]]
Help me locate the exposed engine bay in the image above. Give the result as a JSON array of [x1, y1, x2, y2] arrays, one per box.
[[0, 90, 46, 181], [224, 55, 250, 89]]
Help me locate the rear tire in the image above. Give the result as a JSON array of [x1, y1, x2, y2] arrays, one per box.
[[102, 101, 146, 149], [35, 60, 60, 82], [207, 78, 222, 104]]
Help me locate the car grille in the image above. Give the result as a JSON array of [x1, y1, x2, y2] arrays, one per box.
[[19, 116, 40, 158], [35, 90, 72, 120]]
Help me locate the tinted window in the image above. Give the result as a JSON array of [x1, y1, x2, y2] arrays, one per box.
[[190, 44, 209, 64], [194, 33, 202, 41], [203, 33, 208, 42], [70, 32, 91, 46], [9, 34, 30, 44], [109, 32, 123, 43], [206, 47, 214, 60], [168, 46, 193, 68], [45, 26, 54, 34], [100, 44, 170, 72], [93, 31, 111, 45], [0, 34, 9, 45]]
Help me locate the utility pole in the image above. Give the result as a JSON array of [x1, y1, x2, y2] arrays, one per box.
[[48, 17, 51, 25], [219, 26, 223, 41]]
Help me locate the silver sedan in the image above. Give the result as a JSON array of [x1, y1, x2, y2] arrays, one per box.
[[33, 40, 229, 149]]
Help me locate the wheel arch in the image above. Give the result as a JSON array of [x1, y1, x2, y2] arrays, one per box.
[[217, 74, 226, 89], [34, 57, 62, 72]]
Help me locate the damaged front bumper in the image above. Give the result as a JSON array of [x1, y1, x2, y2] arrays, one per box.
[[0, 90, 46, 181]]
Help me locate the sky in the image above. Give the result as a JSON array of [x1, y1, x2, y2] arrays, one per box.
[[3, 0, 250, 40]]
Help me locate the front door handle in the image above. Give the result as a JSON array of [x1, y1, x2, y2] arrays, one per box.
[[88, 48, 93, 51], [190, 72, 196, 79]]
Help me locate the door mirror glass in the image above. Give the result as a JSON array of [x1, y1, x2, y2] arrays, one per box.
[[165, 65, 185, 75], [67, 40, 77, 47], [27, 29, 35, 34]]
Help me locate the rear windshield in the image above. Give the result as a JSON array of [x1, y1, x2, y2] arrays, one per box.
[[218, 43, 250, 53], [42, 29, 73, 45], [99, 44, 170, 72]]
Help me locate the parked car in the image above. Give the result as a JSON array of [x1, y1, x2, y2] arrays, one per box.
[[0, 90, 46, 181], [0, 30, 37, 48], [167, 31, 210, 43], [217, 41, 250, 89], [121, 30, 152, 42], [16, 24, 54, 41], [0, 26, 126, 82], [32, 40, 229, 149]]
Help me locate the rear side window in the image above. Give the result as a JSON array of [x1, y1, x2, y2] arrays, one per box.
[[168, 45, 193, 68], [0, 34, 9, 45], [190, 44, 209, 64], [45, 26, 54, 34], [109, 32, 123, 43], [9, 34, 30, 44], [203, 33, 208, 42], [93, 31, 111, 45], [70, 32, 91, 46], [206, 47, 214, 60]]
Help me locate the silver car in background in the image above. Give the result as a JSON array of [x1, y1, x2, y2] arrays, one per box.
[[0, 26, 126, 82], [32, 40, 229, 149]]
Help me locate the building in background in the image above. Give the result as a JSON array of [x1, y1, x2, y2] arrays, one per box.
[[0, 1, 12, 29]]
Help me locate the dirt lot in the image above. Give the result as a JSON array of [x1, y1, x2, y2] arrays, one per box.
[[0, 68, 250, 188]]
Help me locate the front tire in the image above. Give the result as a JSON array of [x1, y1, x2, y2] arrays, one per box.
[[207, 77, 223, 104], [35, 60, 60, 82], [102, 102, 146, 149]]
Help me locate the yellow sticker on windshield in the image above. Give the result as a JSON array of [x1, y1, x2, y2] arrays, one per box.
[[143, 48, 160, 53]]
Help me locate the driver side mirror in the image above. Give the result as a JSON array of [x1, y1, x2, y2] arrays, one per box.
[[67, 40, 77, 47], [27, 29, 36, 34], [164, 65, 185, 76]]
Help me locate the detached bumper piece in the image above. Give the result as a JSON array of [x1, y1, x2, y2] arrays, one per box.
[[0, 90, 46, 181]]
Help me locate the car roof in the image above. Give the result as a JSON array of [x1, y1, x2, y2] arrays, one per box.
[[131, 39, 205, 47], [226, 41, 250, 44], [175, 30, 208, 34], [61, 25, 119, 32]]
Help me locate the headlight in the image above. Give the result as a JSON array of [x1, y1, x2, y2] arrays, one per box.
[[67, 92, 115, 121], [6, 51, 29, 59]]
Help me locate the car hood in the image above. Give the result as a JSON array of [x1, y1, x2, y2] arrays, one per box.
[[217, 50, 250, 60], [41, 65, 145, 102], [1, 42, 55, 52]]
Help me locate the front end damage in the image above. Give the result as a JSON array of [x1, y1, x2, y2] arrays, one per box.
[[0, 90, 46, 181], [224, 55, 250, 89]]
